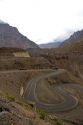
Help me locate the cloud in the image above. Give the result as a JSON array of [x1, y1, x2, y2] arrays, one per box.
[[0, 0, 83, 43]]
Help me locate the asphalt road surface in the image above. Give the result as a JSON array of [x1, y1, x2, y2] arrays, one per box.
[[24, 69, 80, 113]]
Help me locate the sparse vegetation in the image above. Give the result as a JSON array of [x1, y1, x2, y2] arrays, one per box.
[[37, 109, 47, 120], [6, 94, 16, 102], [53, 119, 61, 125], [16, 100, 33, 110]]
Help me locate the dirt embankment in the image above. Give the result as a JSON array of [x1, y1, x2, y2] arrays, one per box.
[[0, 70, 54, 99]]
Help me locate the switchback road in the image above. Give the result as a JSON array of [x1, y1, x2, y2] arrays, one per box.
[[24, 69, 80, 113]]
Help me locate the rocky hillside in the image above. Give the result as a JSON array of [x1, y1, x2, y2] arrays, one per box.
[[60, 30, 83, 53], [0, 22, 39, 49]]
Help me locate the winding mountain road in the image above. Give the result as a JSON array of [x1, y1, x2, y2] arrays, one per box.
[[24, 69, 80, 113]]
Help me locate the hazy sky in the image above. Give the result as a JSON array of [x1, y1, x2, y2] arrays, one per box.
[[0, 0, 83, 44]]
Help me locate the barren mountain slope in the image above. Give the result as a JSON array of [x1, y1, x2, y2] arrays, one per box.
[[0, 23, 39, 49], [59, 30, 83, 53]]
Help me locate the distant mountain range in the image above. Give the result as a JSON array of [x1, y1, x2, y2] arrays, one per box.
[[0, 20, 83, 52], [39, 41, 61, 48], [0, 22, 39, 49]]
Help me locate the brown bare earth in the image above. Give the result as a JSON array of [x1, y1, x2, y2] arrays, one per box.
[[0, 33, 82, 125]]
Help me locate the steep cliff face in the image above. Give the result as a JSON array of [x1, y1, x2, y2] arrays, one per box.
[[0, 23, 39, 49]]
